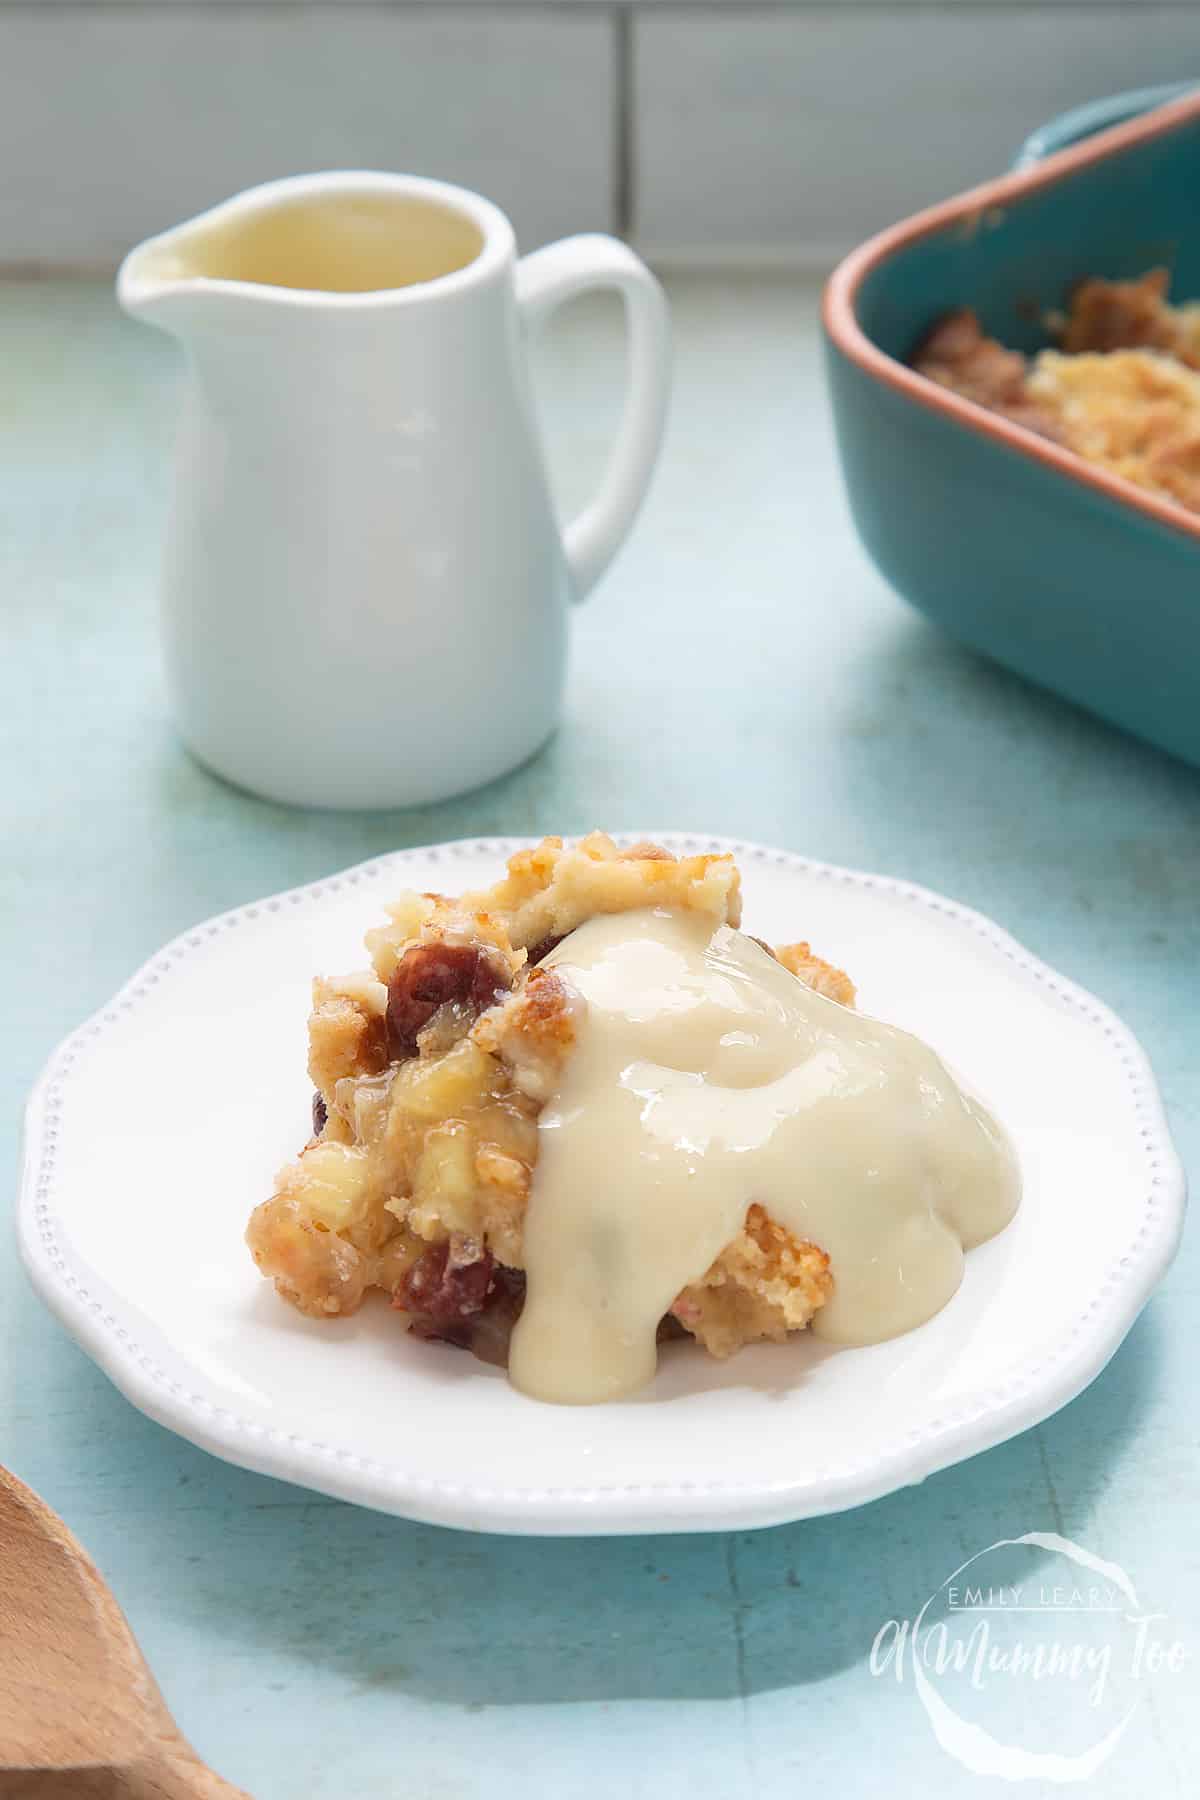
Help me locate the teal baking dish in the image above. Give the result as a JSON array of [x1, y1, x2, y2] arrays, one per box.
[[824, 86, 1200, 768]]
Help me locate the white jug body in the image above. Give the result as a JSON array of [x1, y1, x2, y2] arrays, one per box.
[[119, 173, 670, 809]]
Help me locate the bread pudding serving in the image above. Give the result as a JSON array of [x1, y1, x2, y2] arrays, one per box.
[[247, 835, 1019, 1402]]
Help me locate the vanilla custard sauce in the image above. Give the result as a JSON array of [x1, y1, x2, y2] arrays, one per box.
[[148, 192, 484, 293], [507, 909, 1019, 1404]]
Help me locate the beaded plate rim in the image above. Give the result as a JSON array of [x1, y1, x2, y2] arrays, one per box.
[[18, 834, 1186, 1535]]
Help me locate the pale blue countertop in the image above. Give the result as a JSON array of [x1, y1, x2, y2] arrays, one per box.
[[3, 276, 1197, 1797]]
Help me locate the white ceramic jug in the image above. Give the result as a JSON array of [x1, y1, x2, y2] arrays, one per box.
[[117, 173, 669, 809]]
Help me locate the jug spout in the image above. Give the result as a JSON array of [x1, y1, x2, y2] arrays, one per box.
[[117, 231, 217, 338]]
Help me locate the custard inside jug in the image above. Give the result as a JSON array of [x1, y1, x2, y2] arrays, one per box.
[[145, 192, 485, 294]]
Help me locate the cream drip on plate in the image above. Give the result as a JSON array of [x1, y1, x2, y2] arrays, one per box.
[[507, 908, 1020, 1404]]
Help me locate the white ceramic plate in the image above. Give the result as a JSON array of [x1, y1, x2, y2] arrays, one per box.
[[20, 836, 1184, 1535]]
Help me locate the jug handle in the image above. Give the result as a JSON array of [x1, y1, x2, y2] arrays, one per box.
[[516, 235, 670, 601]]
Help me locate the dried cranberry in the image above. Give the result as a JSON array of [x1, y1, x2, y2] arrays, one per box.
[[525, 933, 564, 967], [312, 1091, 327, 1136], [399, 1255, 525, 1362], [465, 1267, 526, 1367], [405, 1316, 473, 1350], [395, 1239, 495, 1325], [385, 943, 510, 1057]]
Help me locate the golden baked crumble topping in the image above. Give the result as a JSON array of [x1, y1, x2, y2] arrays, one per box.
[[911, 270, 1200, 517]]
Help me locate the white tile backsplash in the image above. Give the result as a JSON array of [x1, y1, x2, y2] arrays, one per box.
[[0, 5, 1196, 268], [633, 8, 1200, 262], [0, 7, 616, 264]]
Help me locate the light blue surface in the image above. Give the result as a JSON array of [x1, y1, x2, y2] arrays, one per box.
[[2, 276, 1196, 1797]]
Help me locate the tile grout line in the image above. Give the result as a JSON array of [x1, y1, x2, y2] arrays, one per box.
[[614, 4, 634, 239], [2, 2, 1198, 12]]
